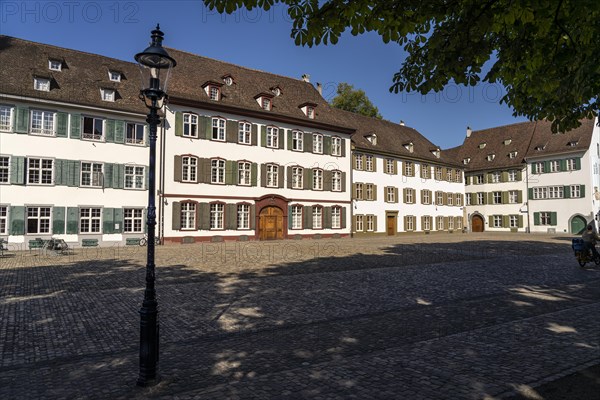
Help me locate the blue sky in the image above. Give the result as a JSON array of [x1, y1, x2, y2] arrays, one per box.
[[0, 0, 527, 149]]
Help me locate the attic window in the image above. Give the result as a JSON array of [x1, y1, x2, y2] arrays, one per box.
[[109, 71, 121, 82], [271, 87, 282, 97], [101, 88, 115, 102], [223, 75, 234, 86], [568, 140, 579, 147], [479, 142, 487, 149], [431, 149, 440, 158], [503, 139, 512, 145], [34, 77, 51, 92], [366, 134, 377, 145], [254, 95, 273, 111], [208, 86, 220, 101], [509, 151, 518, 158], [535, 144, 546, 151], [48, 60, 62, 71], [486, 154, 495, 161], [307, 106, 315, 119], [463, 158, 471, 164], [404, 142, 414, 153]]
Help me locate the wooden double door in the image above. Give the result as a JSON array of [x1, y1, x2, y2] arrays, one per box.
[[258, 206, 284, 240], [471, 215, 484, 232]]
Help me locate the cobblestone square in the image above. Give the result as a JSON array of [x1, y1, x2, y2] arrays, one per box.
[[1, 233, 599, 399]]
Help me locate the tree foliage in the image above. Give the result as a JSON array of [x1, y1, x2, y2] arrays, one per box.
[[330, 83, 382, 119], [203, 0, 600, 131]]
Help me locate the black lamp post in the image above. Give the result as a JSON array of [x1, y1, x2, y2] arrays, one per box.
[[134, 24, 176, 387]]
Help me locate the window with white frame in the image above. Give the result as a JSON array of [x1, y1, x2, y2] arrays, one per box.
[[493, 191, 502, 204], [533, 162, 544, 173], [210, 203, 224, 230], [508, 170, 517, 182], [126, 122, 145, 145], [182, 156, 197, 182], [565, 159, 576, 171], [211, 159, 226, 184], [291, 166, 303, 189], [49, 60, 62, 71], [355, 215, 364, 231], [436, 191, 444, 205], [477, 193, 484, 205], [81, 162, 103, 187], [456, 193, 462, 206], [31, 110, 55, 135], [125, 165, 145, 189], [549, 186, 563, 199], [123, 208, 143, 233], [509, 215, 519, 228], [509, 190, 518, 203], [404, 161, 413, 176], [435, 166, 443, 180], [291, 205, 302, 229], [27, 158, 53, 185], [34, 77, 50, 91], [0, 156, 8, 183], [266, 164, 278, 187], [406, 188, 414, 203], [212, 117, 226, 141], [365, 155, 374, 171], [313, 207, 323, 229], [491, 171, 500, 183], [437, 216, 444, 230], [82, 116, 104, 140], [406, 215, 414, 231], [237, 204, 250, 229], [423, 216, 431, 231], [266, 127, 279, 148], [509, 151, 517, 158], [79, 207, 101, 233], [313, 133, 323, 153], [313, 169, 323, 190], [331, 206, 341, 229], [209, 86, 220, 101], [238, 162, 251, 186], [421, 164, 431, 179], [540, 212, 551, 225], [109, 71, 121, 82], [493, 215, 502, 228], [0, 105, 12, 131], [27, 206, 51, 234], [466, 194, 471, 206], [355, 154, 364, 170], [423, 190, 431, 204], [238, 121, 251, 144], [533, 187, 547, 199], [448, 217, 455, 230], [386, 187, 395, 203], [446, 169, 452, 181], [570, 185, 581, 198], [355, 183, 364, 200], [447, 194, 453, 206], [307, 106, 315, 119], [550, 160, 560, 172], [0, 206, 7, 235], [292, 130, 303, 151], [101, 88, 115, 102], [183, 114, 198, 137], [365, 183, 374, 200], [366, 215, 375, 231], [180, 202, 196, 230], [261, 97, 272, 111], [332, 137, 342, 156], [475, 174, 484, 184], [456, 217, 463, 230], [385, 159, 395, 174], [332, 170, 342, 192]]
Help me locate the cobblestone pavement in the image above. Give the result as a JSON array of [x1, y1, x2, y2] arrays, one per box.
[[0, 233, 599, 399]]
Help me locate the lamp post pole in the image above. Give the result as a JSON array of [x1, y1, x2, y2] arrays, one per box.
[[135, 25, 176, 387]]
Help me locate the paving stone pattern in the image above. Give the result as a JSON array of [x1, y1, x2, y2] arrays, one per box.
[[0, 233, 599, 399]]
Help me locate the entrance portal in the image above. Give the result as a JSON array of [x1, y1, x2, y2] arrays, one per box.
[[258, 206, 284, 240], [471, 215, 484, 232], [387, 215, 396, 236], [570, 215, 587, 234]]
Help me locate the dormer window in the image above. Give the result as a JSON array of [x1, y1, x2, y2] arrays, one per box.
[[48, 60, 62, 71], [271, 86, 282, 97], [34, 77, 51, 92], [404, 142, 414, 153], [487, 154, 495, 161], [479, 142, 487, 149], [261, 97, 271, 110], [101, 88, 115, 102], [222, 75, 234, 86], [209, 86, 220, 101], [535, 144, 546, 151], [509, 151, 518, 158], [568, 140, 579, 147], [431, 149, 440, 158], [307, 106, 315, 119], [109, 71, 121, 82], [463, 158, 471, 164], [366, 134, 377, 145], [503, 139, 512, 145]]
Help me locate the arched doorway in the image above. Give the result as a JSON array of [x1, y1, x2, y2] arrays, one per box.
[[259, 206, 284, 240], [471, 214, 484, 232], [570, 215, 587, 234]]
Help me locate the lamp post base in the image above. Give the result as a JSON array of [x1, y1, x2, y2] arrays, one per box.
[[137, 304, 159, 387]]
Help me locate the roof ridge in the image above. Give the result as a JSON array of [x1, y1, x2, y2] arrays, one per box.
[[472, 120, 534, 133]]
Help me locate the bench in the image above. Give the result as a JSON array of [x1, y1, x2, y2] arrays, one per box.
[[81, 239, 99, 247], [29, 239, 47, 249], [0, 239, 7, 256], [126, 238, 141, 246]]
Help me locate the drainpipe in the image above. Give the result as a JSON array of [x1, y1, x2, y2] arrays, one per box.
[[525, 163, 531, 233]]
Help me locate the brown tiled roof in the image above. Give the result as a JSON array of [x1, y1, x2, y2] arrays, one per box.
[[0, 35, 146, 115], [455, 121, 536, 172], [525, 118, 596, 159], [338, 109, 461, 166]]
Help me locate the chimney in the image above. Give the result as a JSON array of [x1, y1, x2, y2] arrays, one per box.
[[399, 120, 405, 126], [302, 74, 310, 83], [317, 82, 322, 96], [466, 126, 472, 137]]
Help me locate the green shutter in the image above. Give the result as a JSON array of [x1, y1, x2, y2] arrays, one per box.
[[575, 158, 581, 170], [341, 172, 346, 192], [15, 107, 29, 133], [324, 136, 332, 155], [501, 171, 508, 182], [105, 119, 115, 142], [103, 164, 114, 188], [250, 205, 256, 229], [533, 212, 540, 226], [103, 208, 114, 234], [175, 112, 183, 136], [489, 215, 494, 227], [324, 170, 332, 191], [251, 163, 258, 186], [517, 191, 523, 203], [563, 186, 570, 199], [114, 121, 125, 143], [66, 207, 79, 234], [304, 132, 313, 153], [559, 159, 566, 171], [66, 160, 80, 187], [251, 124, 258, 146], [225, 161, 236, 185], [324, 207, 332, 229], [261, 126, 267, 147], [145, 166, 150, 190], [226, 120, 238, 143], [10, 156, 25, 184], [543, 161, 550, 173], [287, 130, 293, 150], [52, 207, 65, 234], [501, 191, 508, 204], [226, 204, 237, 230], [199, 203, 210, 230], [201, 116, 212, 140], [580, 185, 585, 198], [286, 166, 293, 188], [174, 156, 182, 182], [518, 215, 524, 228], [340, 138, 346, 157], [288, 206, 293, 227], [341, 207, 346, 229], [528, 188, 533, 200], [303, 206, 313, 229], [70, 114, 81, 139], [502, 215, 509, 228], [550, 212, 557, 226], [56, 112, 68, 137], [278, 128, 285, 149], [112, 164, 124, 189], [172, 202, 181, 230], [516, 170, 522, 181], [9, 206, 25, 235], [114, 208, 123, 233]]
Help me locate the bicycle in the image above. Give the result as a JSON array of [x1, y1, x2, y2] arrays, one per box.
[[139, 234, 161, 246]]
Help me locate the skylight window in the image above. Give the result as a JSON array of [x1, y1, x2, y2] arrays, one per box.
[[48, 60, 62, 71]]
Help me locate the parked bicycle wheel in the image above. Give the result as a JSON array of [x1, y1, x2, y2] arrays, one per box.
[[139, 237, 147, 246]]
